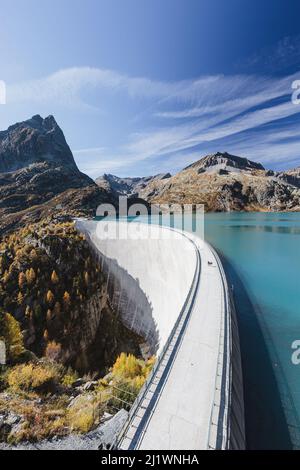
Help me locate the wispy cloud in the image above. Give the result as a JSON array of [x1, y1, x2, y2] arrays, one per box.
[[109, 76, 300, 171], [4, 60, 300, 176], [73, 146, 145, 177], [7, 67, 214, 108]]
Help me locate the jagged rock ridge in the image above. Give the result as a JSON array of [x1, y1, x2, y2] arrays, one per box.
[[0, 114, 79, 173], [95, 173, 171, 197], [184, 151, 265, 173], [100, 152, 300, 212], [0, 115, 115, 234]]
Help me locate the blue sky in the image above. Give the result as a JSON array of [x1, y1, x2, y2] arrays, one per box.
[[1, 0, 300, 176]]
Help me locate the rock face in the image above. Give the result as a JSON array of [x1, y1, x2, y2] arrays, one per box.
[[184, 151, 265, 173], [0, 115, 115, 234], [0, 409, 128, 450], [95, 173, 171, 197], [117, 152, 300, 212], [277, 167, 300, 189], [0, 115, 77, 172], [67, 285, 142, 374]]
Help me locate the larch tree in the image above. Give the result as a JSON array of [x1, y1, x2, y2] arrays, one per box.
[[1, 312, 24, 360], [43, 329, 49, 342], [46, 309, 52, 324], [17, 291, 24, 305], [51, 270, 59, 284], [26, 268, 36, 285], [63, 291, 71, 309], [25, 305, 31, 319], [46, 290, 55, 305], [18, 272, 26, 289], [2, 270, 9, 284]]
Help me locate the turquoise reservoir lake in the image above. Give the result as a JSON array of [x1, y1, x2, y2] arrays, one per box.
[[204, 213, 300, 449]]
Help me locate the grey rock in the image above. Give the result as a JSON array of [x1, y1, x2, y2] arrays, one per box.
[[95, 173, 171, 197], [278, 167, 300, 189], [184, 151, 265, 172], [101, 412, 113, 423], [218, 169, 229, 175], [5, 412, 20, 427], [102, 372, 113, 383], [82, 381, 98, 391], [0, 114, 77, 173], [67, 393, 94, 409], [0, 413, 21, 440], [0, 409, 129, 451], [72, 378, 85, 388]]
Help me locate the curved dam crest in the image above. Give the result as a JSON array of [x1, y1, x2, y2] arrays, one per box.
[[75, 219, 245, 450]]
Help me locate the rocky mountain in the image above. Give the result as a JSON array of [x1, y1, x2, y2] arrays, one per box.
[[0, 115, 115, 234], [0, 114, 80, 173], [183, 151, 265, 173], [95, 173, 171, 197], [277, 167, 300, 189], [107, 152, 300, 212]]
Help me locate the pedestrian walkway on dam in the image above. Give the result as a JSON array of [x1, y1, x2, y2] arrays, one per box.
[[75, 220, 245, 450]]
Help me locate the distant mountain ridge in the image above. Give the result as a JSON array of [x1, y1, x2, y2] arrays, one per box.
[[95, 172, 171, 196], [183, 151, 265, 172], [96, 152, 300, 212]]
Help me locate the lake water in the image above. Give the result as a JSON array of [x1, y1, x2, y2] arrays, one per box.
[[204, 212, 300, 449]]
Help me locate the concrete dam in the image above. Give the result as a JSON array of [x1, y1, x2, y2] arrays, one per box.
[[76, 219, 245, 450]]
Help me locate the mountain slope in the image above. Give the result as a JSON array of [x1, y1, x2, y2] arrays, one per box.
[[0, 114, 79, 172], [95, 173, 171, 197], [123, 152, 300, 212], [0, 115, 115, 234]]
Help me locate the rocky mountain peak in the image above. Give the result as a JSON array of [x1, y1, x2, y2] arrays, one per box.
[[95, 172, 172, 196], [0, 115, 111, 234], [184, 151, 265, 173], [0, 114, 77, 173]]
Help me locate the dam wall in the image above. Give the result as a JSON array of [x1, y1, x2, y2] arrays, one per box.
[[75, 219, 197, 355], [75, 219, 245, 450]]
